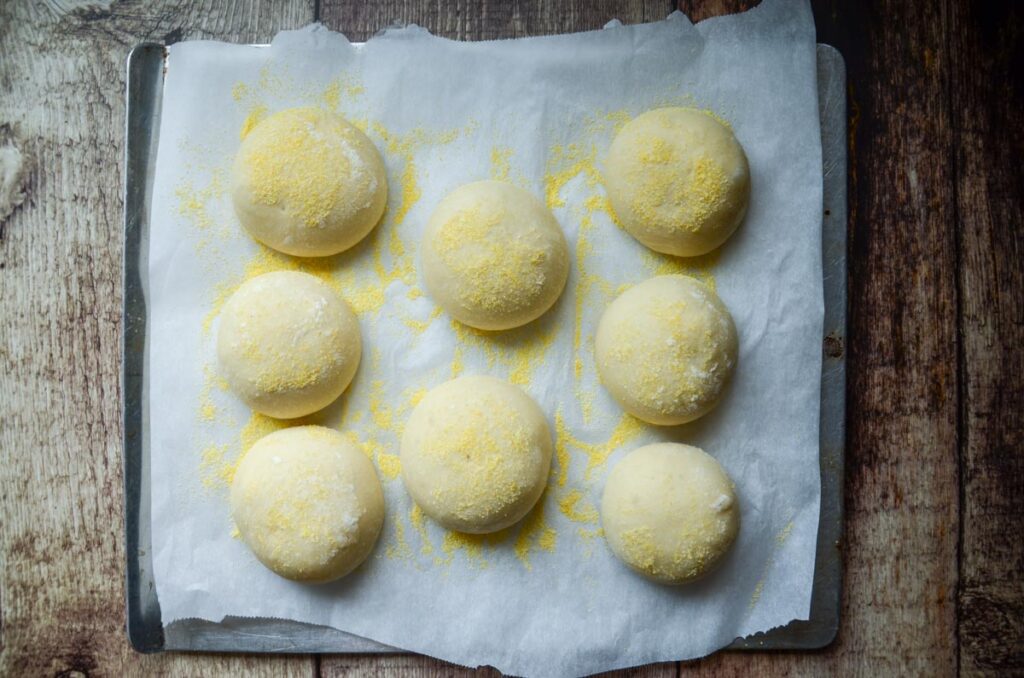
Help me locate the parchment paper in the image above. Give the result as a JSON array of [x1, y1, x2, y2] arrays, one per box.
[[148, 1, 823, 675]]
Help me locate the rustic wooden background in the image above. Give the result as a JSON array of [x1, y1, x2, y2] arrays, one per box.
[[1, 0, 1021, 675]]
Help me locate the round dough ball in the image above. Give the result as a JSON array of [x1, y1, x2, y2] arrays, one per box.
[[400, 375, 553, 533], [217, 270, 361, 419], [231, 107, 387, 257], [604, 107, 750, 257], [601, 443, 740, 584], [230, 426, 384, 583], [595, 275, 737, 426], [422, 180, 569, 330]]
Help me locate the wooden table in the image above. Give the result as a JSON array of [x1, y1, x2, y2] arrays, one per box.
[[1, 1, 1021, 675]]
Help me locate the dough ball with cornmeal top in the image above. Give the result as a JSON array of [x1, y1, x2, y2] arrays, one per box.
[[601, 443, 739, 584], [230, 426, 384, 583], [217, 271, 361, 419], [604, 108, 750, 257], [231, 107, 387, 257], [400, 375, 553, 533], [421, 180, 569, 331], [595, 275, 737, 426]]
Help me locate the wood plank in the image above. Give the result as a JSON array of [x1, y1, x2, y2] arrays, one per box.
[[950, 3, 1024, 676], [0, 1, 316, 675], [320, 654, 675, 677], [320, 0, 673, 42], [678, 0, 962, 675]]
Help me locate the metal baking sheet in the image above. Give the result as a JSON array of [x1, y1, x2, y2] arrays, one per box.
[[122, 41, 846, 656]]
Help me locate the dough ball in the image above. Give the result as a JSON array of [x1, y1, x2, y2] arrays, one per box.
[[230, 426, 384, 583], [595, 275, 737, 426], [217, 270, 361, 419], [601, 443, 739, 584], [604, 107, 750, 257], [422, 180, 569, 330], [400, 375, 553, 533], [231, 107, 387, 257]]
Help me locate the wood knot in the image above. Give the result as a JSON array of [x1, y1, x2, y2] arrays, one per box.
[[0, 122, 27, 234], [823, 333, 844, 358]]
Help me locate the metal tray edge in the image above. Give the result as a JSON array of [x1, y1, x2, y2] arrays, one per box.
[[122, 42, 848, 657]]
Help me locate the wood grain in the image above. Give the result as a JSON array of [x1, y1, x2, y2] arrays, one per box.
[[950, 3, 1024, 676], [0, 1, 316, 675], [2, 0, 1023, 675], [320, 0, 673, 42]]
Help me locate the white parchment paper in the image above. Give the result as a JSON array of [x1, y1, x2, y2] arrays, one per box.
[[148, 1, 823, 675]]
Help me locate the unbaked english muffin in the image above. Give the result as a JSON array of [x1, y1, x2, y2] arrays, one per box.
[[601, 443, 739, 584], [595, 275, 737, 426], [421, 180, 569, 330], [231, 107, 387, 257], [217, 271, 361, 419], [603, 107, 750, 257], [230, 426, 384, 583], [400, 375, 553, 533]]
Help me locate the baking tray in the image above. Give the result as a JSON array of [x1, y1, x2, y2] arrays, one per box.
[[123, 41, 846, 656]]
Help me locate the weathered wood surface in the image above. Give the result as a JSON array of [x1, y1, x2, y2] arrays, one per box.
[[0, 1, 317, 676], [0, 0, 1020, 676], [949, 3, 1024, 676]]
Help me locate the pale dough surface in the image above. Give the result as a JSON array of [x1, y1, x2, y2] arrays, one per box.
[[217, 270, 361, 419], [400, 375, 553, 533], [421, 180, 569, 330], [603, 107, 750, 257], [601, 442, 740, 584], [230, 426, 385, 583], [595, 275, 737, 425], [231, 107, 387, 257]]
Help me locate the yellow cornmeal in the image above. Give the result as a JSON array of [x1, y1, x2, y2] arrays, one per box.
[[551, 424, 572, 489], [490, 146, 513, 181], [394, 159, 421, 226], [403, 306, 443, 335], [385, 515, 414, 561], [241, 108, 366, 229], [231, 82, 249, 102], [555, 411, 644, 480], [377, 453, 401, 480], [409, 505, 434, 556], [175, 168, 229, 258], [242, 321, 346, 396], [640, 247, 719, 289], [449, 317, 559, 388], [514, 499, 557, 570], [419, 396, 534, 524], [441, 531, 488, 568], [369, 379, 394, 430], [628, 140, 729, 234], [238, 104, 267, 140], [557, 489, 599, 524], [544, 143, 601, 210], [198, 444, 234, 491], [434, 203, 550, 317], [320, 81, 341, 111], [618, 520, 721, 582]]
